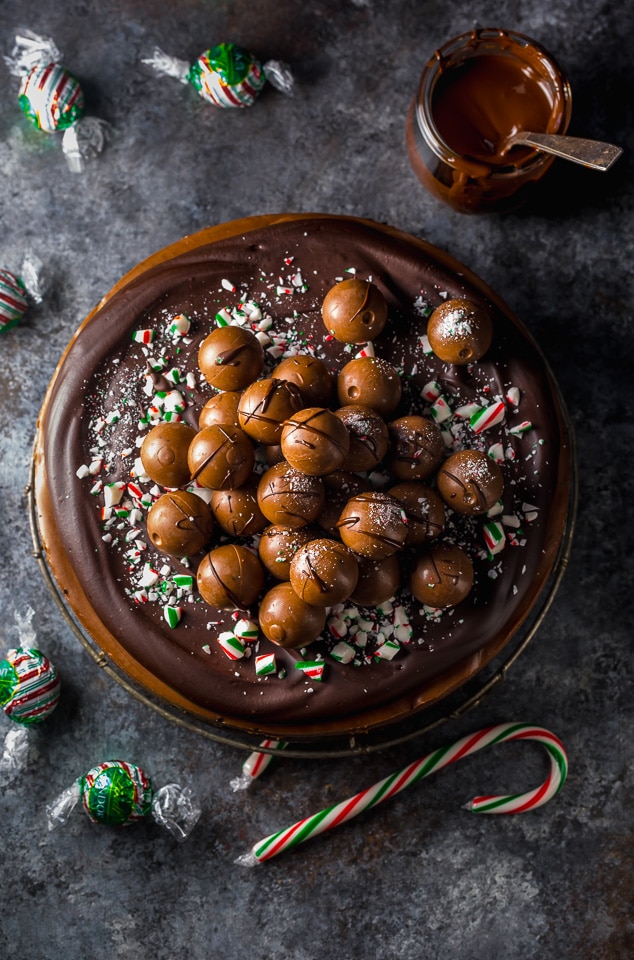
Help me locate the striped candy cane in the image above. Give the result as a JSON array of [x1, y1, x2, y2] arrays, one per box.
[[248, 723, 568, 862], [231, 740, 288, 792]]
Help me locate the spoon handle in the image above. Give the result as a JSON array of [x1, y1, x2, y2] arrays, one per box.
[[509, 132, 623, 171]]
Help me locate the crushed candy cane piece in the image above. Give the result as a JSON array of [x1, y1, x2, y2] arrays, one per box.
[[218, 631, 246, 660], [295, 661, 325, 681], [483, 520, 505, 555], [330, 641, 356, 664], [509, 420, 533, 436], [430, 396, 452, 423], [422, 380, 441, 401], [470, 400, 506, 434], [164, 605, 183, 628], [234, 619, 259, 642], [374, 640, 401, 661], [255, 653, 277, 676], [132, 329, 155, 344]]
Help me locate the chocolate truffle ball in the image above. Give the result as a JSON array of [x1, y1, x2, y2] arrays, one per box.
[[337, 491, 408, 559], [410, 544, 474, 608], [335, 404, 390, 472], [427, 298, 493, 364], [318, 471, 371, 537], [187, 424, 254, 490], [337, 357, 402, 417], [321, 278, 388, 344], [389, 482, 445, 545], [237, 377, 304, 445], [289, 538, 359, 607], [280, 407, 350, 476], [258, 524, 320, 580], [258, 582, 326, 650], [198, 391, 242, 430], [210, 480, 267, 537], [257, 461, 325, 527], [386, 415, 445, 481], [349, 554, 401, 607], [140, 421, 196, 488], [147, 490, 214, 558], [265, 444, 285, 466], [196, 544, 264, 610], [436, 449, 504, 516], [198, 326, 264, 391], [272, 354, 334, 407]]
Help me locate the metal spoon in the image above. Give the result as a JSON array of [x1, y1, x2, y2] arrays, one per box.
[[505, 132, 623, 171]]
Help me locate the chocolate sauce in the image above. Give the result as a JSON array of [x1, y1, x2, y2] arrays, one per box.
[[406, 29, 572, 213]]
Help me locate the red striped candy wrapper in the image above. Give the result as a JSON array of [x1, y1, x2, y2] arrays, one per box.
[[142, 41, 293, 110], [243, 723, 568, 863]]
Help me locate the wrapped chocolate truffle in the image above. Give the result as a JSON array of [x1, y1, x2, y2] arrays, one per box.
[[410, 544, 474, 608], [0, 608, 60, 778], [237, 378, 304, 445], [187, 424, 255, 489], [0, 255, 45, 334], [437, 449, 504, 515], [5, 30, 107, 172], [280, 407, 350, 476], [321, 278, 388, 344], [0, 608, 60, 726], [257, 462, 325, 527], [427, 299, 493, 364], [198, 326, 264, 391], [258, 582, 326, 649], [289, 538, 359, 607], [46, 759, 201, 841], [142, 41, 293, 109], [147, 490, 214, 557], [197, 544, 264, 609]]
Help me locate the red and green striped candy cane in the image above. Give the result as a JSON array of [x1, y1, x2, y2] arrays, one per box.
[[249, 723, 568, 862]]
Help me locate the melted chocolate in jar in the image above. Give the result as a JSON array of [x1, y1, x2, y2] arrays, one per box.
[[432, 54, 555, 166]]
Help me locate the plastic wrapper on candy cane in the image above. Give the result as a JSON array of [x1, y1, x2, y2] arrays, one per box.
[[46, 759, 201, 841], [4, 30, 108, 172], [238, 723, 568, 863], [142, 41, 293, 109]]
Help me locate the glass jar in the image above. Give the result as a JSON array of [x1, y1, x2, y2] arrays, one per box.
[[406, 28, 572, 214]]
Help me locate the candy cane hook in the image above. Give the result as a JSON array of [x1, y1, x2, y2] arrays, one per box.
[[244, 723, 568, 863]]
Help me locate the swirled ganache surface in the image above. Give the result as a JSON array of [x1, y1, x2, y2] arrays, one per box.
[[35, 215, 570, 735]]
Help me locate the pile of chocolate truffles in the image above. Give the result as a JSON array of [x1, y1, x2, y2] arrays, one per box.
[[141, 278, 501, 651]]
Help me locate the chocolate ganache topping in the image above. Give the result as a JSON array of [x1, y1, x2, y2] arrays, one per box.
[[34, 215, 570, 737]]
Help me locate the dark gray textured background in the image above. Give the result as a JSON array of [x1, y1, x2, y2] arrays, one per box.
[[0, 1, 632, 957]]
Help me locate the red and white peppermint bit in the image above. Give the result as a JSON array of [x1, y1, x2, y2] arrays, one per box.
[[470, 400, 506, 434], [247, 723, 568, 862]]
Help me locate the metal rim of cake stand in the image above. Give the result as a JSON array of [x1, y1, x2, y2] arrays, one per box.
[[28, 395, 577, 761]]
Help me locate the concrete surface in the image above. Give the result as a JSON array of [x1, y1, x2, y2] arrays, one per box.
[[0, 1, 632, 957]]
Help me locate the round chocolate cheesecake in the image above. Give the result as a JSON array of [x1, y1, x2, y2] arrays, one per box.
[[33, 214, 571, 739]]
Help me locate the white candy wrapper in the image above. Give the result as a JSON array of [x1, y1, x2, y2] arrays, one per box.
[[5, 29, 108, 172], [143, 41, 294, 109]]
